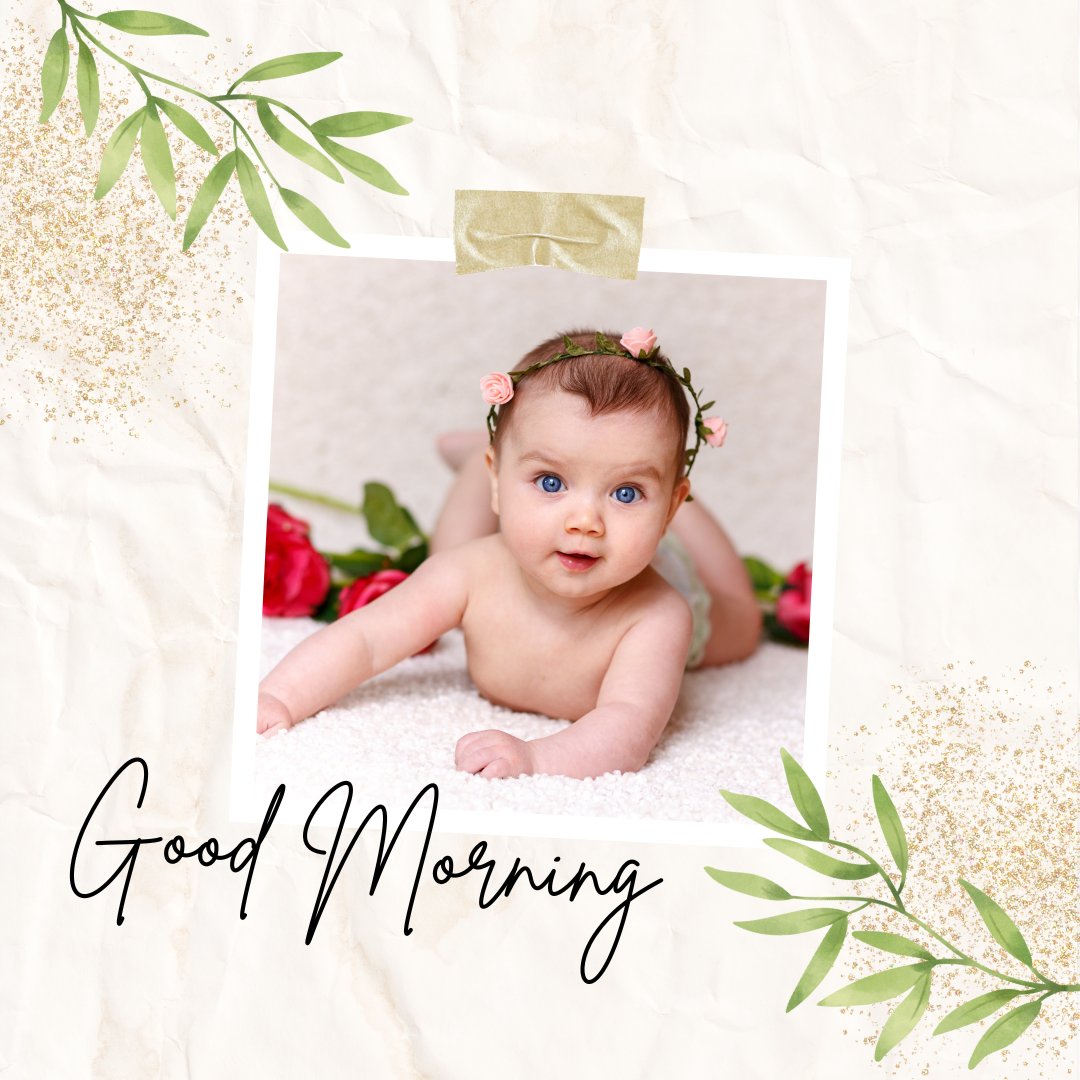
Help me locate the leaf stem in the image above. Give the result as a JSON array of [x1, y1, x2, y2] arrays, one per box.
[[269, 481, 361, 515], [826, 838, 905, 905]]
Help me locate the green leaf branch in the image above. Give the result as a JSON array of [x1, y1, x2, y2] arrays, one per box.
[[706, 749, 1077, 1067], [39, 3, 412, 249]]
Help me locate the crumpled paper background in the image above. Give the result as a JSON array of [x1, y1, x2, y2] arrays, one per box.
[[2, 2, 1076, 1078]]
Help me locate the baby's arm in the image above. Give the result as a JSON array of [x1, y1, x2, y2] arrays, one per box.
[[258, 550, 469, 735], [455, 594, 692, 779]]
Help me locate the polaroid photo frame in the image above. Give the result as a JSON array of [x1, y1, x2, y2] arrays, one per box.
[[230, 233, 850, 846]]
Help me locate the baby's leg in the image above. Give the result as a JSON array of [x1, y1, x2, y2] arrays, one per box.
[[431, 432, 498, 554], [670, 500, 762, 666]]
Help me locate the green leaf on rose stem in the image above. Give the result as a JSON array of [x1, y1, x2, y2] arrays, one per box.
[[717, 790, 818, 840], [779, 748, 830, 838], [871, 774, 908, 879], [595, 331, 617, 352], [763, 611, 809, 648], [310, 110, 413, 138], [362, 482, 423, 549], [958, 879, 1034, 969], [700, 399, 716, 410], [315, 134, 408, 195], [786, 918, 846, 1012], [683, 367, 692, 383], [94, 107, 147, 199], [734, 908, 848, 936], [75, 39, 99, 135], [763, 838, 875, 880], [156, 98, 218, 155], [235, 149, 287, 250], [278, 187, 349, 248], [182, 150, 236, 251], [139, 103, 176, 219], [817, 963, 931, 1007], [704, 867, 791, 900], [95, 10, 209, 36], [39, 28, 70, 124], [932, 989, 1025, 1036], [311, 583, 342, 623], [743, 555, 785, 594], [874, 973, 931, 1061], [256, 99, 342, 182], [967, 1000, 1043, 1069], [394, 541, 428, 574], [851, 930, 935, 960], [233, 51, 342, 85], [325, 549, 388, 578]]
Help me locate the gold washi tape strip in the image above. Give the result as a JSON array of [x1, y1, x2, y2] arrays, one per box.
[[454, 190, 645, 280]]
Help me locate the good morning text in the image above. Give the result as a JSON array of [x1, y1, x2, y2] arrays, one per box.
[[69, 758, 663, 984]]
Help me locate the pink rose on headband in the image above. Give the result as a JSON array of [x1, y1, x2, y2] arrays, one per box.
[[339, 569, 435, 652], [263, 504, 331, 617], [776, 562, 812, 643], [480, 372, 514, 405], [703, 417, 728, 447], [620, 327, 658, 358]]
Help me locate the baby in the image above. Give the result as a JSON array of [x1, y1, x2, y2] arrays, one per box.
[[257, 328, 761, 779]]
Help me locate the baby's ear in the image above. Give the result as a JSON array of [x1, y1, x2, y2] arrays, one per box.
[[485, 446, 500, 515], [667, 475, 691, 525]]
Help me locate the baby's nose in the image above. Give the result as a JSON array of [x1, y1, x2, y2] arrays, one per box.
[[564, 495, 604, 536]]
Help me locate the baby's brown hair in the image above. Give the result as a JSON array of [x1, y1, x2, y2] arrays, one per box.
[[491, 330, 691, 478]]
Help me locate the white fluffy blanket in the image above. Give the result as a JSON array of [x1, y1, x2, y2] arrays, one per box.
[[254, 618, 808, 828]]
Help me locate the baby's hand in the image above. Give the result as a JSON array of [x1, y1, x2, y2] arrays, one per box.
[[257, 690, 295, 738], [455, 729, 535, 779]]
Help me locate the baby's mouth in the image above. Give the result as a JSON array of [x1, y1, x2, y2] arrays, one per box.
[[557, 551, 599, 572]]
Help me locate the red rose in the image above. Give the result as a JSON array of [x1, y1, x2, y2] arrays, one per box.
[[263, 503, 330, 617], [339, 569, 435, 653], [776, 562, 812, 642]]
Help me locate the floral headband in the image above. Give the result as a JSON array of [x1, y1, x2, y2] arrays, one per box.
[[480, 328, 727, 480]]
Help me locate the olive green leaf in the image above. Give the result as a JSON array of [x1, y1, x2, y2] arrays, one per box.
[[743, 556, 785, 597], [235, 150, 286, 250], [932, 989, 1025, 1036], [958, 880, 1033, 969], [763, 838, 876, 880], [315, 134, 408, 195], [363, 482, 423, 549], [325, 549, 388, 577], [594, 331, 618, 353], [786, 918, 846, 1012], [394, 541, 428, 574], [75, 40, 99, 135], [256, 100, 341, 182], [278, 188, 348, 248], [94, 107, 147, 198], [874, 973, 931, 1061], [182, 150, 236, 251], [734, 908, 848, 936], [156, 98, 217, 155], [704, 867, 792, 901], [234, 51, 342, 85], [718, 791, 818, 841], [817, 963, 930, 1007], [95, 10, 209, 36], [311, 111, 412, 138], [139, 103, 175, 218], [851, 930, 935, 960], [779, 749, 830, 838], [39, 28, 70, 123], [871, 774, 908, 878], [968, 1000, 1042, 1069]]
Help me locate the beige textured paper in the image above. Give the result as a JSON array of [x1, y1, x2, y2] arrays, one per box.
[[2, 2, 1076, 1079]]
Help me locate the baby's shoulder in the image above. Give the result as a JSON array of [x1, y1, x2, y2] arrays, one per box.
[[620, 566, 694, 633]]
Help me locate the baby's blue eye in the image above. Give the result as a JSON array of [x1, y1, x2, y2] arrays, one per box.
[[613, 485, 642, 504], [536, 474, 565, 493]]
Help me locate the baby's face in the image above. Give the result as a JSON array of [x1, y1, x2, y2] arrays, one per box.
[[488, 389, 689, 602]]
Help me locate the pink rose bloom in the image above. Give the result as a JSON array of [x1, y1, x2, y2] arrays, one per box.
[[263, 504, 330, 617], [620, 327, 658, 358], [480, 372, 514, 405], [776, 562, 811, 643], [703, 417, 728, 447], [339, 568, 435, 652]]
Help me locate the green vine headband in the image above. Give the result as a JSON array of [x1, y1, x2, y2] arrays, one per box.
[[480, 329, 726, 480]]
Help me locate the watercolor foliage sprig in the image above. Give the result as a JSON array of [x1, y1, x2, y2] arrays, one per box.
[[706, 750, 1077, 1068], [38, 3, 412, 250]]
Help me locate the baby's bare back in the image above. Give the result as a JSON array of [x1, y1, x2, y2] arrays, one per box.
[[458, 535, 676, 720]]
